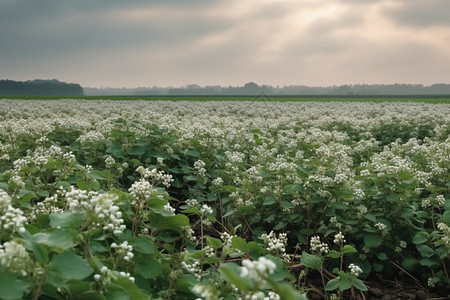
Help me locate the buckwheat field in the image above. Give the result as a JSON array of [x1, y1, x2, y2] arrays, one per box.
[[0, 99, 449, 299]]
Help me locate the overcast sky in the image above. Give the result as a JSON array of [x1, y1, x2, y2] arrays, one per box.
[[1, 0, 449, 88]]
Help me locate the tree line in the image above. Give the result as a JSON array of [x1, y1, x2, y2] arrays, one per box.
[[84, 82, 450, 96], [0, 79, 84, 96]]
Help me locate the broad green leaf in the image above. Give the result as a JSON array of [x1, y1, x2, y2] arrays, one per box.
[[132, 237, 155, 254], [376, 252, 388, 261], [137, 257, 162, 279], [127, 145, 146, 156], [343, 245, 357, 254], [49, 252, 93, 280], [419, 258, 438, 267], [111, 276, 150, 300], [185, 149, 200, 157], [326, 250, 341, 259], [148, 211, 189, 230], [325, 278, 340, 291], [338, 278, 352, 291], [206, 236, 223, 249], [49, 211, 84, 229], [352, 278, 368, 291], [48, 228, 77, 251], [412, 232, 429, 244], [442, 211, 450, 225], [281, 201, 295, 209], [263, 196, 276, 205], [300, 252, 322, 270], [364, 234, 382, 248], [402, 256, 419, 272], [88, 170, 107, 180], [364, 213, 377, 222], [0, 272, 29, 300], [231, 236, 249, 253], [416, 244, 434, 258]]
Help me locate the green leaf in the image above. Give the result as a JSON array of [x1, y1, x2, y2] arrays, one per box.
[[416, 244, 434, 258], [364, 234, 382, 248], [137, 257, 162, 279], [185, 149, 200, 157], [127, 145, 146, 156], [343, 245, 357, 254], [282, 184, 304, 193], [412, 232, 429, 244], [326, 250, 341, 259], [132, 237, 155, 254], [112, 276, 150, 300], [0, 272, 29, 300], [48, 228, 77, 251], [419, 258, 438, 267], [88, 170, 107, 180], [263, 196, 276, 206], [364, 213, 377, 222], [352, 278, 368, 291], [376, 252, 388, 261], [49, 252, 93, 280], [300, 252, 322, 270], [325, 278, 340, 291], [148, 211, 190, 231], [442, 211, 450, 225], [338, 278, 352, 291], [49, 211, 84, 228], [281, 201, 295, 209], [220, 263, 251, 292], [231, 236, 249, 253], [401, 256, 419, 273], [206, 236, 223, 249]]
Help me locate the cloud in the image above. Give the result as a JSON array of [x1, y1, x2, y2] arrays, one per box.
[[1, 0, 449, 87], [382, 0, 450, 28]]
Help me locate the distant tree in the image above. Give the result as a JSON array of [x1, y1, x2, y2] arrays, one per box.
[[0, 79, 83, 96]]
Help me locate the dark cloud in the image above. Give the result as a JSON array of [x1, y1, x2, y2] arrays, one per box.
[[382, 0, 450, 28], [1, 0, 449, 87]]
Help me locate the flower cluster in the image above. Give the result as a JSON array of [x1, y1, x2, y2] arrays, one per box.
[[0, 189, 27, 234], [240, 257, 276, 284], [333, 232, 346, 245], [89, 193, 126, 235], [0, 240, 31, 276], [94, 266, 135, 286], [194, 159, 207, 177], [181, 259, 202, 280], [110, 241, 134, 261], [261, 231, 288, 260], [310, 236, 329, 255], [136, 166, 173, 187], [348, 263, 363, 277]]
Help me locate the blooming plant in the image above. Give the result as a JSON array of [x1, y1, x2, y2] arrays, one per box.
[[0, 99, 449, 299]]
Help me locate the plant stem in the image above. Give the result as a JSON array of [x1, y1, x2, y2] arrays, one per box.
[[320, 265, 329, 300], [33, 269, 48, 300]]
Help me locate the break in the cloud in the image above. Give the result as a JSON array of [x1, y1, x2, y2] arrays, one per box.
[[1, 0, 449, 88]]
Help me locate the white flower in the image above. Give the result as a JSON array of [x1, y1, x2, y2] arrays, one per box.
[[310, 236, 329, 254], [349, 263, 363, 277], [241, 257, 276, 281], [164, 202, 176, 213], [374, 222, 387, 231], [334, 232, 346, 245], [200, 204, 213, 215]]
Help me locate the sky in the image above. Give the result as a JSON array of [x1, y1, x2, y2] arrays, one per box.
[[1, 0, 450, 88]]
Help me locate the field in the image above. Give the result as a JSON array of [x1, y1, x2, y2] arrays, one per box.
[[0, 98, 449, 299]]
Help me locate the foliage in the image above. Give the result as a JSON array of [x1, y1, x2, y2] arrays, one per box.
[[0, 99, 449, 299]]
